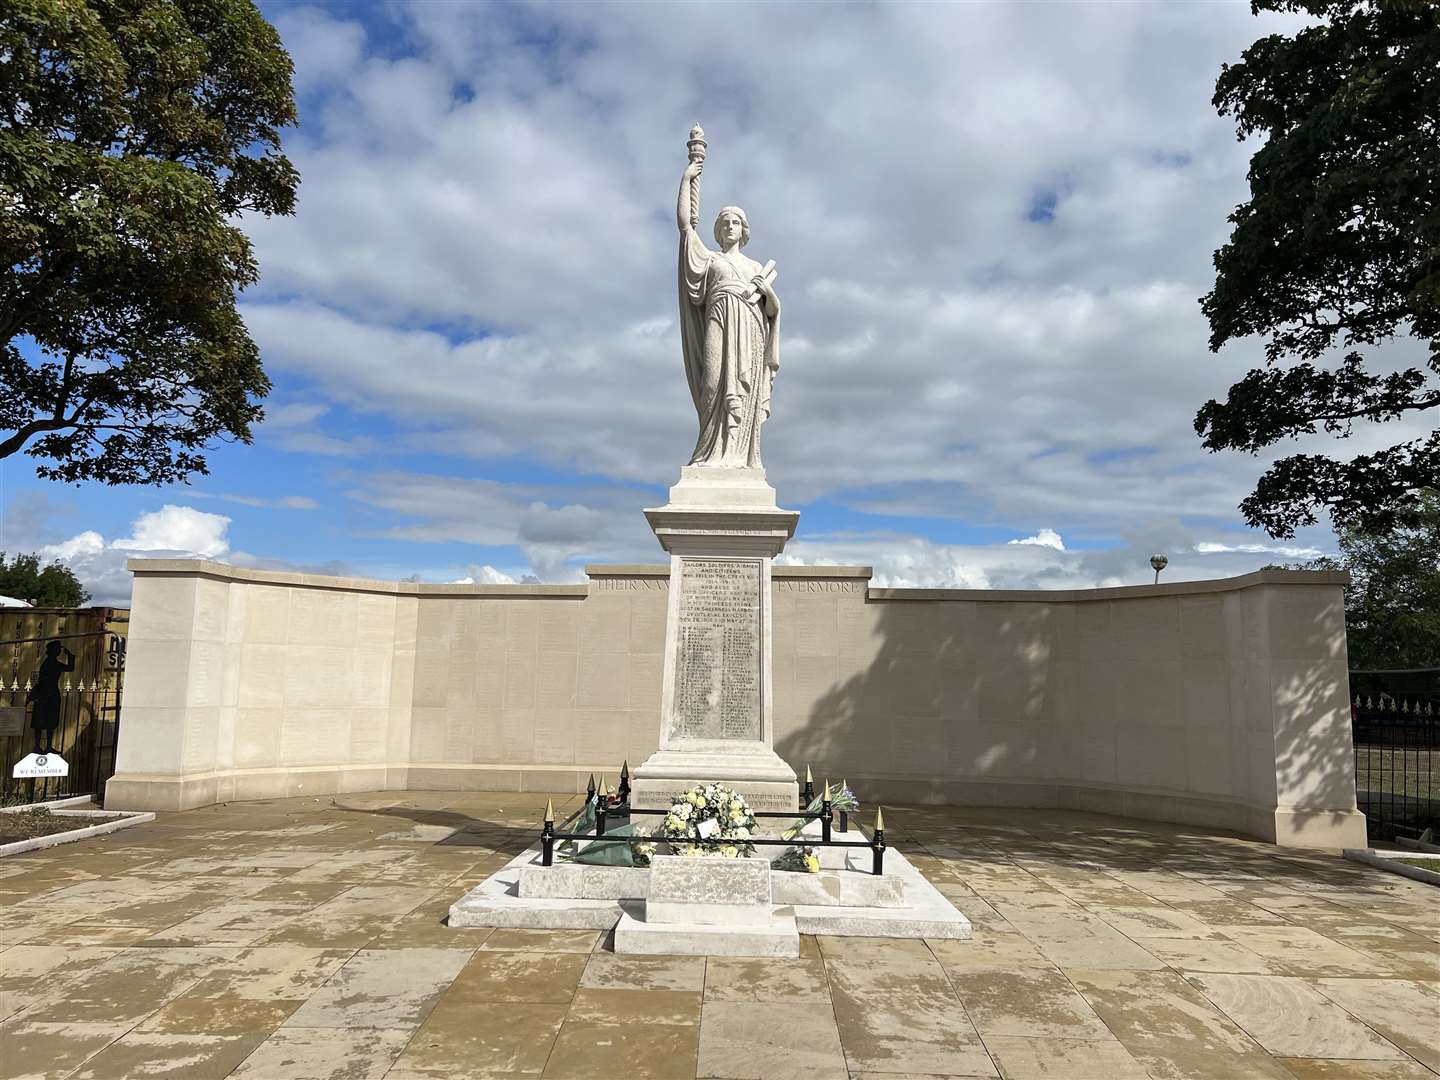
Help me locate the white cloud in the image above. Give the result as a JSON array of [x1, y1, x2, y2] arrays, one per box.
[[112, 506, 231, 559], [1194, 541, 1322, 560], [40, 531, 105, 562], [188, 492, 320, 511], [781, 522, 1330, 592], [345, 471, 652, 582], [33, 506, 232, 606], [451, 565, 518, 585], [1008, 529, 1066, 551]]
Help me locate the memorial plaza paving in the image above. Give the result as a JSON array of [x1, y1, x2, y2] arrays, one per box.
[[1, 792, 1437, 1080]]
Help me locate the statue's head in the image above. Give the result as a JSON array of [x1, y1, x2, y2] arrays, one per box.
[[714, 206, 749, 250]]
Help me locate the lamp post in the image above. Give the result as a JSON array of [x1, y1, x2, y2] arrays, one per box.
[[1150, 553, 1169, 585]]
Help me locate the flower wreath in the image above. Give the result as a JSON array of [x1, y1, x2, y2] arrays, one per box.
[[658, 782, 757, 858]]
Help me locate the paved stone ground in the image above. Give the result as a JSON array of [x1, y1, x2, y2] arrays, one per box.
[[1, 792, 1437, 1080]]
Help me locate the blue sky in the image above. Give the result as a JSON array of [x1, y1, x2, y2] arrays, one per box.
[[8, 0, 1421, 606]]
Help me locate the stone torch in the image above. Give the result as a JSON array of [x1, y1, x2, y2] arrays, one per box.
[[686, 123, 706, 227]]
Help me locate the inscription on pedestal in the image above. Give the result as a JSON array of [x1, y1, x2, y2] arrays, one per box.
[[672, 559, 761, 740]]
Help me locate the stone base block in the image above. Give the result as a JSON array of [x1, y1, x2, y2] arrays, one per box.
[[648, 901, 771, 926], [449, 850, 623, 930], [518, 864, 650, 900], [788, 848, 971, 939], [449, 893, 622, 930], [791, 905, 970, 938], [771, 867, 906, 908], [646, 853, 771, 925], [1264, 807, 1369, 848], [630, 778, 798, 813], [630, 746, 799, 812], [614, 909, 799, 957], [661, 466, 782, 510]]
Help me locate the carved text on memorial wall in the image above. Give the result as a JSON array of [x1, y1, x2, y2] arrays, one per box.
[[671, 559, 761, 740]]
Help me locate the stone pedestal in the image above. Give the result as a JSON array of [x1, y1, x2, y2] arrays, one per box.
[[645, 854, 771, 925], [630, 467, 800, 812], [614, 854, 798, 956]]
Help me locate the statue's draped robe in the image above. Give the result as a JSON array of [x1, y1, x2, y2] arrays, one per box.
[[678, 228, 780, 468]]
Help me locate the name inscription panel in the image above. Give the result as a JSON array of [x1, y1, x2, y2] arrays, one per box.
[[671, 559, 761, 741]]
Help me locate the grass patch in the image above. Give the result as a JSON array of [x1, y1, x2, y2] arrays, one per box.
[[0, 807, 90, 843], [1389, 857, 1440, 872], [1353, 746, 1437, 799]]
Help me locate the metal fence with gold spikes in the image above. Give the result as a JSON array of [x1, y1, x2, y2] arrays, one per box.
[[1349, 669, 1438, 844]]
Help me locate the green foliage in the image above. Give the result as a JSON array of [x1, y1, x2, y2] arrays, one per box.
[[0, 0, 298, 485], [1197, 0, 1440, 539], [1307, 489, 1440, 668], [0, 552, 90, 607]]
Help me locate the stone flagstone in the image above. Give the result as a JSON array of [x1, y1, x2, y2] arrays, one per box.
[[282, 948, 469, 1029], [696, 1000, 846, 1079], [983, 1034, 1152, 1079], [1186, 972, 1408, 1060], [1068, 968, 1300, 1080], [945, 966, 1112, 1040], [67, 1032, 267, 1079], [229, 1027, 413, 1080], [1311, 978, 1440, 1069]]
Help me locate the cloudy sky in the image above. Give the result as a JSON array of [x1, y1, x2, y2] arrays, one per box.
[[4, 0, 1411, 606]]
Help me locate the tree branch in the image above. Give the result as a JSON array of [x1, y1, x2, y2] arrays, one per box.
[[1309, 393, 1440, 425], [0, 415, 76, 459]]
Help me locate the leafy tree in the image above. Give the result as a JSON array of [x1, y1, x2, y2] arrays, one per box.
[[0, 0, 298, 485], [1305, 489, 1440, 668], [1197, 0, 1439, 539], [0, 552, 90, 607]]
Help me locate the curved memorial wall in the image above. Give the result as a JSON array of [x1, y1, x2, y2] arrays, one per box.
[[106, 559, 1365, 848]]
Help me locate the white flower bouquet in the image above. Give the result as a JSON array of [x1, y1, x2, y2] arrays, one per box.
[[658, 783, 757, 857]]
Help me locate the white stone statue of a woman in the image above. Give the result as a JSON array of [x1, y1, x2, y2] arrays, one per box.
[[676, 125, 781, 469]]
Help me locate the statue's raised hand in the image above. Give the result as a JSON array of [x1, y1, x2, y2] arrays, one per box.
[[684, 159, 703, 180]]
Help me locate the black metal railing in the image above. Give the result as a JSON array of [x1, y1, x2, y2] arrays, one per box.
[[540, 771, 886, 874], [1351, 668, 1438, 844], [1, 631, 126, 805]]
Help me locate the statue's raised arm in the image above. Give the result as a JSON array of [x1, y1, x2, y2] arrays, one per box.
[[677, 124, 707, 235]]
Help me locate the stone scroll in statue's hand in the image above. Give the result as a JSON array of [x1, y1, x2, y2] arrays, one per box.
[[742, 260, 777, 303]]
